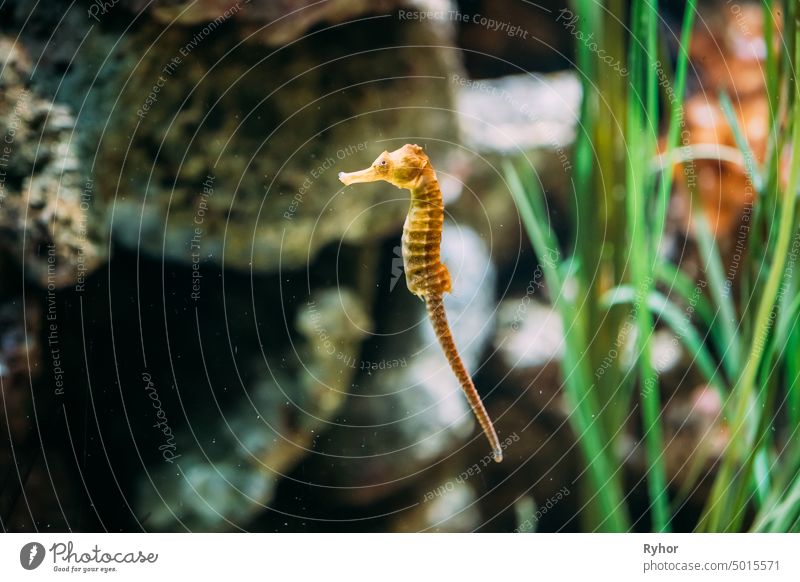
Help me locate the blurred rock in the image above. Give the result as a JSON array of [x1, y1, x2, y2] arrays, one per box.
[[303, 225, 496, 505], [388, 473, 481, 532], [137, 289, 371, 531], [476, 404, 577, 530], [473, 296, 579, 529], [129, 0, 419, 45], [0, 37, 105, 288], [489, 298, 565, 416], [456, 72, 580, 155], [621, 383, 727, 504], [0, 297, 41, 442], [0, 295, 78, 531], [0, 296, 41, 528], [650, 328, 703, 397], [452, 72, 579, 264], [68, 6, 463, 274], [662, 384, 727, 498]]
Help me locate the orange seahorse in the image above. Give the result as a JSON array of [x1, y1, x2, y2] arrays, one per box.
[[339, 144, 503, 462]]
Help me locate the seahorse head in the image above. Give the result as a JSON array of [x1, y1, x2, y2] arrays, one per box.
[[339, 144, 429, 190]]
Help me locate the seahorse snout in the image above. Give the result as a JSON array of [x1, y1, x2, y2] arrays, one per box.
[[338, 167, 381, 185]]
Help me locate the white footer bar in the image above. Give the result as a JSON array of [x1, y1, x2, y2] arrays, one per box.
[[2, 533, 797, 581]]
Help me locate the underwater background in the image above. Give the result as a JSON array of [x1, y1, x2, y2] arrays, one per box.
[[1, 0, 799, 533]]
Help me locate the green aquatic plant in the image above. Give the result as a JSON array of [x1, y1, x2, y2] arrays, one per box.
[[508, 0, 800, 533]]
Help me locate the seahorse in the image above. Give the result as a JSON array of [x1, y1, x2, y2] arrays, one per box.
[[339, 144, 503, 462]]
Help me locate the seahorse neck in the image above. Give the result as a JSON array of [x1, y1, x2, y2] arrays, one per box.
[[410, 167, 442, 207]]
